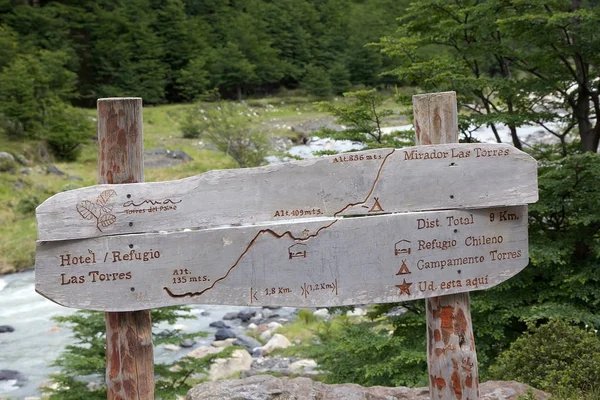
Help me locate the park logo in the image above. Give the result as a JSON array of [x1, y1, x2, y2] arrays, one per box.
[[76, 189, 117, 232]]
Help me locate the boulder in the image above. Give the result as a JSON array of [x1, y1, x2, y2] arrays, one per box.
[[187, 376, 550, 400], [313, 309, 329, 318], [163, 344, 180, 351], [259, 330, 272, 342], [266, 322, 282, 331], [0, 152, 15, 172], [212, 338, 237, 348], [234, 334, 262, 352], [46, 165, 65, 175], [288, 359, 318, 375], [209, 321, 230, 329], [0, 326, 15, 334], [215, 328, 236, 341], [346, 308, 366, 317], [208, 349, 252, 381], [247, 323, 258, 331], [167, 150, 193, 162], [222, 312, 239, 320], [180, 339, 196, 348], [260, 334, 291, 355], [188, 345, 223, 359], [238, 309, 256, 322]]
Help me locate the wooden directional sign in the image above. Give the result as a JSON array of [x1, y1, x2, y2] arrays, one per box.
[[35, 143, 538, 242], [36, 206, 529, 311]]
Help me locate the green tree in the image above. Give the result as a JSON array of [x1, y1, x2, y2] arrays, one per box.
[[302, 65, 333, 97], [208, 42, 256, 101], [379, 0, 600, 153], [0, 50, 77, 138]]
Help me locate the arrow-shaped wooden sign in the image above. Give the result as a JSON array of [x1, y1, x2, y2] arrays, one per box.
[[35, 143, 538, 242], [36, 206, 528, 311]]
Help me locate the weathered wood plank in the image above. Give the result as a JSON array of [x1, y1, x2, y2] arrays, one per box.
[[414, 91, 479, 399], [97, 97, 154, 400], [36, 143, 538, 242], [36, 206, 528, 312]]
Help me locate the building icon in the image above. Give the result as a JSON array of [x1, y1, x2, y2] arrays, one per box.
[[288, 243, 307, 259], [394, 240, 411, 256]]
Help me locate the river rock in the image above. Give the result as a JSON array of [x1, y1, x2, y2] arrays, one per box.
[[188, 345, 223, 359], [209, 320, 230, 329], [313, 309, 329, 318], [259, 330, 272, 342], [212, 338, 237, 348], [208, 349, 252, 381], [164, 344, 180, 351], [260, 334, 291, 355], [186, 376, 550, 400], [247, 323, 258, 331], [215, 328, 236, 341], [288, 359, 318, 375], [0, 326, 14, 333], [234, 334, 262, 352], [222, 312, 239, 320], [346, 308, 366, 317], [180, 339, 196, 348], [238, 309, 256, 322], [0, 370, 24, 382], [266, 321, 282, 331]]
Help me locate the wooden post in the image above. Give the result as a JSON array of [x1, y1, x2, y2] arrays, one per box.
[[98, 98, 155, 400], [413, 92, 479, 399]]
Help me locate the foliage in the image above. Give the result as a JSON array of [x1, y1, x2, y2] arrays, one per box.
[[379, 0, 600, 152], [490, 320, 600, 396], [44, 307, 211, 399], [180, 102, 271, 168], [315, 89, 414, 148], [0, 0, 410, 105], [42, 103, 93, 161], [295, 313, 428, 387]]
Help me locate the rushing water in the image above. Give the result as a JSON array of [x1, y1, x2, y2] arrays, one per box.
[[0, 271, 257, 399]]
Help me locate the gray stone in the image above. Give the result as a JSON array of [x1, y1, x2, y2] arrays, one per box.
[[234, 334, 262, 353], [209, 321, 230, 329], [168, 150, 193, 162], [238, 309, 256, 322], [215, 328, 236, 341], [0, 326, 14, 334], [67, 175, 83, 181], [222, 312, 239, 320], [0, 369, 25, 384], [180, 339, 196, 348], [0, 152, 15, 172], [208, 349, 252, 381], [46, 165, 65, 175], [146, 148, 169, 155], [186, 376, 550, 400]]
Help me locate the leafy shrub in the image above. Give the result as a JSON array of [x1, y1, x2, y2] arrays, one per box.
[[490, 320, 600, 395], [295, 312, 428, 387], [43, 104, 93, 161], [180, 102, 271, 167], [16, 194, 41, 216]]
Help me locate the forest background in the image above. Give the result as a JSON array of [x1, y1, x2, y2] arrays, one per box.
[[1, 0, 600, 399]]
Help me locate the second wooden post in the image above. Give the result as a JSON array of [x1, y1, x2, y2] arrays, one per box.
[[98, 98, 155, 400], [413, 92, 479, 399]]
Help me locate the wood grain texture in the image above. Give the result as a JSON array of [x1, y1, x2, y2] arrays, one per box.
[[414, 91, 479, 399], [36, 143, 538, 241], [97, 98, 154, 400], [35, 206, 528, 311]]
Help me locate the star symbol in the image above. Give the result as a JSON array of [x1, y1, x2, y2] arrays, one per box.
[[396, 279, 413, 296]]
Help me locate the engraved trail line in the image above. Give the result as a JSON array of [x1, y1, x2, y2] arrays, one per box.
[[164, 149, 396, 300], [333, 149, 396, 216], [163, 220, 338, 298]]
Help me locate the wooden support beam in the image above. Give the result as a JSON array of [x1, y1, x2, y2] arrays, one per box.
[[413, 92, 479, 399], [98, 98, 154, 400]]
